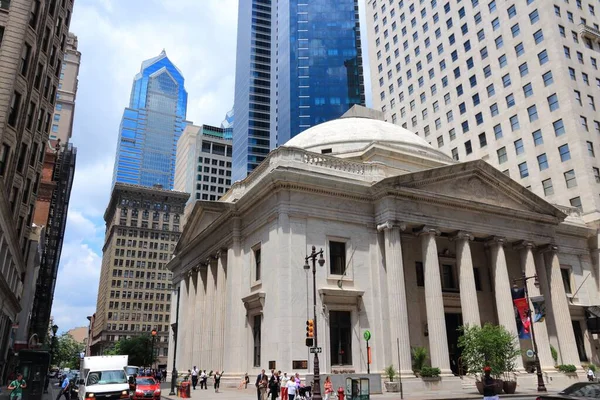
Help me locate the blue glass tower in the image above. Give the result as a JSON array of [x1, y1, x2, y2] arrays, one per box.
[[112, 50, 188, 189], [233, 0, 365, 181]]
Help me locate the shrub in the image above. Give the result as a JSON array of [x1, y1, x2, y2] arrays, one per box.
[[412, 346, 428, 374], [550, 345, 558, 365], [384, 365, 396, 382], [420, 366, 441, 377], [558, 364, 577, 373], [589, 364, 597, 373], [458, 323, 521, 380]]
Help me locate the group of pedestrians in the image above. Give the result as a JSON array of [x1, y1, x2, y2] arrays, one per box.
[[139, 368, 166, 382], [189, 367, 222, 392], [253, 369, 334, 400]]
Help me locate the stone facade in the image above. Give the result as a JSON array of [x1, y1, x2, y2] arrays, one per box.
[[168, 110, 600, 393]]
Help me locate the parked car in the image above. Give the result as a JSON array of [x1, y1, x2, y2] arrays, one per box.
[[132, 377, 161, 400], [536, 382, 600, 399]]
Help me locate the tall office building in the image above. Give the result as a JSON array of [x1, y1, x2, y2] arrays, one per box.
[[221, 107, 234, 129], [50, 32, 80, 142], [232, 0, 365, 181], [174, 123, 232, 208], [0, 0, 75, 380], [366, 0, 600, 223], [112, 50, 188, 190], [90, 183, 188, 366]]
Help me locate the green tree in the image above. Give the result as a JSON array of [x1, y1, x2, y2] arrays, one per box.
[[105, 335, 156, 367], [54, 334, 85, 369]]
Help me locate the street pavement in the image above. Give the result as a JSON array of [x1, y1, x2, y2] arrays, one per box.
[[158, 382, 546, 400], [0, 378, 62, 400]]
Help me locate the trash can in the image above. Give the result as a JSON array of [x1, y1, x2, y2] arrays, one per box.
[[345, 378, 370, 400], [180, 381, 191, 398]]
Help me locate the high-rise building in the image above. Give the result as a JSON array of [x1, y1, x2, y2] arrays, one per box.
[[174, 124, 233, 210], [0, 0, 75, 380], [232, 0, 365, 181], [28, 31, 80, 344], [90, 183, 188, 366], [112, 50, 188, 190], [366, 0, 600, 223], [221, 107, 234, 129]]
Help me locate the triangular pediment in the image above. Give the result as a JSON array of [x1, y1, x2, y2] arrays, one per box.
[[374, 160, 566, 219], [176, 201, 233, 252]]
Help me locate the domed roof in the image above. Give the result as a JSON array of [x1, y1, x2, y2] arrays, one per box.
[[283, 116, 440, 156]]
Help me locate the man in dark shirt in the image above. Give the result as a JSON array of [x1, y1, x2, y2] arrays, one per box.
[[255, 369, 266, 400], [482, 366, 498, 400]]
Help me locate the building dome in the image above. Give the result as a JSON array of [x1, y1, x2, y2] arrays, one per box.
[[283, 116, 448, 160]]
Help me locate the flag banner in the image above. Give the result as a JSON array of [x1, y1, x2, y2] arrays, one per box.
[[513, 297, 531, 339], [531, 295, 546, 322]]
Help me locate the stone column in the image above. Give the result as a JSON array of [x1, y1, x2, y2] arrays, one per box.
[[378, 221, 412, 376], [542, 245, 580, 366], [176, 277, 188, 371], [487, 236, 523, 370], [193, 267, 205, 368], [212, 251, 227, 371], [204, 258, 217, 369], [516, 241, 554, 370], [452, 231, 480, 327], [418, 226, 451, 374], [186, 273, 197, 369]]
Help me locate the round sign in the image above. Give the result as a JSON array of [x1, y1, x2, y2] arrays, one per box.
[[363, 330, 371, 341], [526, 349, 534, 358]]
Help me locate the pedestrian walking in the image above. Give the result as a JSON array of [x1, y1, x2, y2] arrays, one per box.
[[200, 370, 207, 389], [191, 367, 199, 390], [259, 376, 268, 400], [588, 367, 595, 382], [280, 373, 289, 400], [8, 373, 27, 400], [213, 370, 222, 393], [324, 377, 333, 400], [268, 373, 278, 400], [255, 369, 266, 400], [285, 375, 297, 400], [55, 373, 70, 400]]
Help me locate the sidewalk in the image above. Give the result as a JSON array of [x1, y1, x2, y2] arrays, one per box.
[[160, 386, 550, 400]]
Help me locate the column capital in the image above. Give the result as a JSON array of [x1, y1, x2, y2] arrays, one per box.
[[513, 240, 536, 251], [377, 220, 406, 232], [539, 244, 559, 254], [414, 226, 441, 237], [450, 230, 474, 242], [485, 236, 506, 248]]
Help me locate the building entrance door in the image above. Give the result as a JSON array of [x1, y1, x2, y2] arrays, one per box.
[[330, 311, 352, 366], [445, 313, 463, 375]]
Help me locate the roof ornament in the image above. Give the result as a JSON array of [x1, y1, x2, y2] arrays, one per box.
[[160, 48, 166, 56]]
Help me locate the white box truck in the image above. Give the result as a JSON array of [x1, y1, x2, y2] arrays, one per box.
[[79, 355, 129, 400]]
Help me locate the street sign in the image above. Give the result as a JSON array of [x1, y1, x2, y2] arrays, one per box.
[[526, 349, 534, 358], [310, 347, 322, 354], [363, 330, 371, 341]]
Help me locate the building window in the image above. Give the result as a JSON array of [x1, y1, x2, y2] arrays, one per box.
[[542, 71, 553, 86], [548, 94, 559, 111], [465, 140, 473, 155], [527, 105, 538, 122], [441, 264, 457, 291], [518, 162, 529, 178], [553, 119, 565, 136], [532, 130, 543, 146], [514, 139, 525, 155], [329, 241, 346, 276], [451, 147, 459, 160], [8, 91, 22, 128], [537, 154, 549, 171], [587, 141, 595, 157], [542, 179, 554, 196], [570, 197, 582, 212], [510, 115, 520, 131], [330, 311, 352, 366], [253, 245, 261, 282], [559, 144, 571, 162], [253, 315, 261, 367], [560, 267, 572, 294], [593, 167, 600, 183], [564, 169, 577, 188], [497, 147, 508, 164], [479, 133, 487, 148], [415, 262, 424, 286]]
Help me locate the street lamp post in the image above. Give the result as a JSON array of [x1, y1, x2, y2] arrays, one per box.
[[51, 325, 59, 365], [304, 246, 325, 400], [513, 273, 546, 392], [151, 330, 157, 370], [168, 287, 181, 396]]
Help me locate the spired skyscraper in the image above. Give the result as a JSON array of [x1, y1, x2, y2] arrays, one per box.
[[232, 0, 365, 181], [112, 50, 188, 189]]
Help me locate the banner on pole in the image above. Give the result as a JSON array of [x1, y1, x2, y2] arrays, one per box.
[[530, 295, 546, 322]]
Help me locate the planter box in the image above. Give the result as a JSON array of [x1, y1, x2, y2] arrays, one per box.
[[384, 382, 400, 392], [421, 377, 441, 381]]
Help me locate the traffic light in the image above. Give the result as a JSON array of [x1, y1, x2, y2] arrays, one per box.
[[305, 320, 314, 347], [306, 319, 314, 337]]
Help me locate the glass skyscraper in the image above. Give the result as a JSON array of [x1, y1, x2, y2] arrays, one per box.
[[112, 50, 188, 189], [232, 0, 365, 181]]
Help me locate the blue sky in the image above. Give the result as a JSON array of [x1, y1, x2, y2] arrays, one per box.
[[51, 0, 372, 333]]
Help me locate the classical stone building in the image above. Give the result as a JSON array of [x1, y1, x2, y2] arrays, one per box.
[[168, 108, 599, 392]]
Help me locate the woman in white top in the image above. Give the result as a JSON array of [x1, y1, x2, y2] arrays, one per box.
[[286, 375, 297, 400]]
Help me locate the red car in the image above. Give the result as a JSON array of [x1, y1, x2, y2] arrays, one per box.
[[132, 377, 161, 400]]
